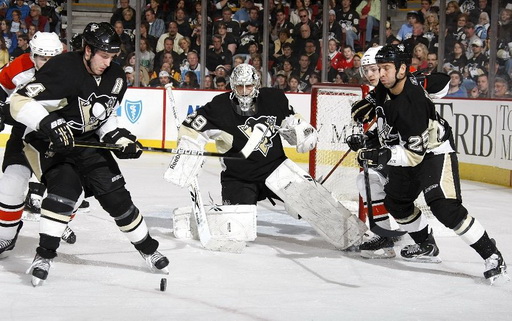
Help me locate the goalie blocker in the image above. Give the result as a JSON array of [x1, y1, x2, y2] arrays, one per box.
[[265, 159, 367, 250]]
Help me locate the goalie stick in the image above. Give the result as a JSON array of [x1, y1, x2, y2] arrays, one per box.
[[73, 141, 250, 159], [165, 84, 266, 253]]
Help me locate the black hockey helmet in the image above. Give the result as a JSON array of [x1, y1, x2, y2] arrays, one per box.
[[375, 44, 412, 70], [82, 22, 121, 53], [71, 33, 83, 51]]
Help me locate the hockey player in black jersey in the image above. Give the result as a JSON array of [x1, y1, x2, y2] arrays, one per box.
[[356, 44, 507, 283], [10, 22, 169, 286], [165, 64, 366, 250]]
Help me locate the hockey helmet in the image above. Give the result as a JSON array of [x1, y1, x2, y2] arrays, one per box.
[[361, 46, 383, 66], [30, 31, 63, 58], [229, 64, 261, 112], [82, 22, 121, 53], [71, 33, 83, 51], [375, 44, 412, 70]]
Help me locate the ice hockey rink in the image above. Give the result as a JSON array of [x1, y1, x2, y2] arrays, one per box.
[[0, 149, 511, 321]]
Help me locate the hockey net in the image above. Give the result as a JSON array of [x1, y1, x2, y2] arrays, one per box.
[[309, 84, 366, 219]]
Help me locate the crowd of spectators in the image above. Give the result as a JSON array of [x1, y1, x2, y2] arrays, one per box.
[[0, 0, 65, 68], [1, 0, 511, 98]]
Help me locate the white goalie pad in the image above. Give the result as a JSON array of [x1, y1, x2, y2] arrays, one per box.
[[173, 204, 257, 242], [265, 159, 367, 250]]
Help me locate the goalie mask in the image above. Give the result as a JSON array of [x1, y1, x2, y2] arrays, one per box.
[[229, 64, 260, 115], [29, 32, 63, 70]]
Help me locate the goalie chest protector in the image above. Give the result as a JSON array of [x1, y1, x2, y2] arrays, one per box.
[[184, 88, 294, 182]]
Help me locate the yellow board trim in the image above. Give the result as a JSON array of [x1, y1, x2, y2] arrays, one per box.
[[3, 136, 512, 187]]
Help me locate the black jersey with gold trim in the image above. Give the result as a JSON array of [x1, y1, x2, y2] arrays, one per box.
[[15, 51, 126, 139], [182, 87, 293, 182]]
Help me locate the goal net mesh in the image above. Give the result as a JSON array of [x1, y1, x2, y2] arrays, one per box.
[[309, 85, 364, 217]]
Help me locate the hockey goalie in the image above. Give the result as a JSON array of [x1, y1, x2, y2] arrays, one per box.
[[165, 64, 366, 250]]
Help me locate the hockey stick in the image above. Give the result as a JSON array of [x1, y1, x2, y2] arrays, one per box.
[[362, 160, 406, 238], [73, 141, 249, 159], [165, 84, 265, 253]]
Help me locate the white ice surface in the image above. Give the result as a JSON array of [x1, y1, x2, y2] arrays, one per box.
[[1, 149, 511, 321]]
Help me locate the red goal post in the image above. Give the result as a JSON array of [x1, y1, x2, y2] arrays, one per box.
[[309, 84, 370, 220]]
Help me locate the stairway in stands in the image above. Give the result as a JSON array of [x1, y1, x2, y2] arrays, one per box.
[[65, 1, 115, 36]]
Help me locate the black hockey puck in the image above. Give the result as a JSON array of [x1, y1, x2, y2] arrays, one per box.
[[160, 277, 167, 291]]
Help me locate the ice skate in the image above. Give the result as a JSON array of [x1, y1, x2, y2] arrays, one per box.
[[359, 234, 396, 259], [139, 250, 169, 274], [24, 193, 42, 214], [400, 232, 441, 263], [26, 253, 53, 287], [0, 221, 23, 258], [484, 251, 509, 285], [61, 226, 77, 244]]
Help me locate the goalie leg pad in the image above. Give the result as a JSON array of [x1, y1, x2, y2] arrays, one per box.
[[265, 159, 367, 249], [164, 136, 205, 188], [173, 205, 257, 242]]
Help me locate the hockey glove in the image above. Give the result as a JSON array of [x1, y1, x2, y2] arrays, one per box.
[[357, 147, 391, 167], [279, 115, 318, 153], [39, 113, 74, 152], [102, 128, 143, 159], [351, 99, 375, 124], [346, 133, 366, 152]]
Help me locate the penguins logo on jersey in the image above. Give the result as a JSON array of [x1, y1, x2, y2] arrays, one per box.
[[68, 93, 117, 132], [238, 116, 279, 156]]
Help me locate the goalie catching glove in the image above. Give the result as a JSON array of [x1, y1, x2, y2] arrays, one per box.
[[357, 147, 391, 167], [39, 113, 74, 152], [278, 114, 318, 153], [164, 135, 206, 188], [102, 128, 143, 159]]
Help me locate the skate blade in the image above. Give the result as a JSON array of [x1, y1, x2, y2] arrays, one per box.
[[31, 276, 45, 287], [489, 271, 510, 285], [159, 267, 170, 275], [0, 252, 10, 259], [360, 248, 396, 259], [402, 255, 442, 264]]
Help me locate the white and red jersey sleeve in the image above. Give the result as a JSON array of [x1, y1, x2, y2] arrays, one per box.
[[0, 53, 35, 97]]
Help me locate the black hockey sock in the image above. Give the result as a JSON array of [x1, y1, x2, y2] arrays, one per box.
[[408, 226, 430, 244], [134, 236, 159, 255], [28, 182, 46, 197], [470, 232, 497, 260], [36, 234, 59, 259]]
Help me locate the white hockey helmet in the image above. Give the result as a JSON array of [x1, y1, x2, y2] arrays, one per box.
[[361, 46, 383, 66], [229, 64, 260, 112], [360, 45, 383, 85], [30, 32, 63, 59]]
